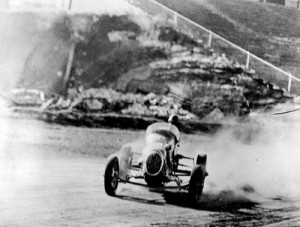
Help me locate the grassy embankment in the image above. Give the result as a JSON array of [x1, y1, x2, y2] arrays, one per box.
[[156, 0, 300, 91], [3, 7, 293, 132]]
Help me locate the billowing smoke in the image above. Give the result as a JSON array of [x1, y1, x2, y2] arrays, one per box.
[[0, 9, 60, 96], [121, 103, 300, 204], [198, 103, 300, 201]]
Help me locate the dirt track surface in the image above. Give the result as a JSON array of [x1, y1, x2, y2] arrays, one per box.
[[1, 113, 300, 226]]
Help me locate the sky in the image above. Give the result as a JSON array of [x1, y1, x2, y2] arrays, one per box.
[[7, 0, 135, 15]]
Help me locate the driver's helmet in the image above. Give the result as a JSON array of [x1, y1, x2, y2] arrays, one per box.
[[168, 114, 179, 127]]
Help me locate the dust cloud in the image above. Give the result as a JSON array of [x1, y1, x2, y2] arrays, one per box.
[[0, 9, 57, 95], [199, 104, 300, 202], [121, 104, 300, 203]]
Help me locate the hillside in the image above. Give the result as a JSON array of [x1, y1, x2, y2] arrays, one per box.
[[155, 0, 300, 79], [2, 4, 293, 130]]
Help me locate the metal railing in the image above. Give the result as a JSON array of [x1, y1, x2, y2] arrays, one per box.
[[128, 0, 300, 95]]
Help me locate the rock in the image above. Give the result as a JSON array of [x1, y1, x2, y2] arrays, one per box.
[[253, 98, 277, 106], [170, 44, 187, 53], [49, 97, 64, 109], [61, 99, 72, 109], [126, 79, 169, 95], [41, 98, 55, 110], [201, 108, 225, 123], [74, 97, 109, 112], [85, 98, 105, 111], [271, 89, 284, 99], [115, 65, 152, 92], [168, 83, 191, 99]]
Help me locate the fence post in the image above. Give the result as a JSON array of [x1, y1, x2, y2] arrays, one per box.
[[63, 42, 76, 95], [68, 0, 72, 10], [208, 31, 212, 48], [288, 76, 292, 92], [173, 12, 178, 27], [246, 51, 250, 68]]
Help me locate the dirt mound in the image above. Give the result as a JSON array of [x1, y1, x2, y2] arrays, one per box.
[[19, 13, 156, 94], [6, 9, 293, 127]]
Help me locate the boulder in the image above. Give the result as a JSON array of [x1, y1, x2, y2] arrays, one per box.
[[201, 108, 225, 123]]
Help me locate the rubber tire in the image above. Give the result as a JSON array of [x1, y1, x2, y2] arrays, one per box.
[[104, 156, 119, 196], [188, 165, 205, 203]]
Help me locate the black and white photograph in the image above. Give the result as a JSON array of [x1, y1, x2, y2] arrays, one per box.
[[1, 0, 300, 226]]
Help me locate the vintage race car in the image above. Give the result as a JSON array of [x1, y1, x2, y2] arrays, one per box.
[[104, 122, 208, 202]]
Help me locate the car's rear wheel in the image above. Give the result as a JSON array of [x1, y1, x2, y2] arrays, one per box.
[[189, 165, 205, 203], [104, 156, 119, 196]]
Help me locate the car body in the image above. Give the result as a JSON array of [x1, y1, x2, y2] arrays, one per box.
[[104, 122, 208, 202]]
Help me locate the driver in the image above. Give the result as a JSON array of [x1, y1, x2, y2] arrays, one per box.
[[167, 114, 180, 173], [168, 114, 180, 142], [138, 114, 181, 176]]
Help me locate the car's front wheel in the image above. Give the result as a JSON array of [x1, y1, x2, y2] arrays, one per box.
[[104, 156, 119, 196]]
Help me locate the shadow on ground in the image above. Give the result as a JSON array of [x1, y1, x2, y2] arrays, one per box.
[[162, 190, 258, 211], [116, 186, 258, 212]]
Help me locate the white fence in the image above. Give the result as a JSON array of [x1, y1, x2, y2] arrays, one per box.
[[127, 0, 300, 95]]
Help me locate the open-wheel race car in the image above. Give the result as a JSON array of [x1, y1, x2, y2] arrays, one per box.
[[104, 119, 208, 203]]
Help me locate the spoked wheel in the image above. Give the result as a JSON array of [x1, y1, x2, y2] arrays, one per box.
[[104, 156, 119, 196], [189, 165, 205, 203]]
